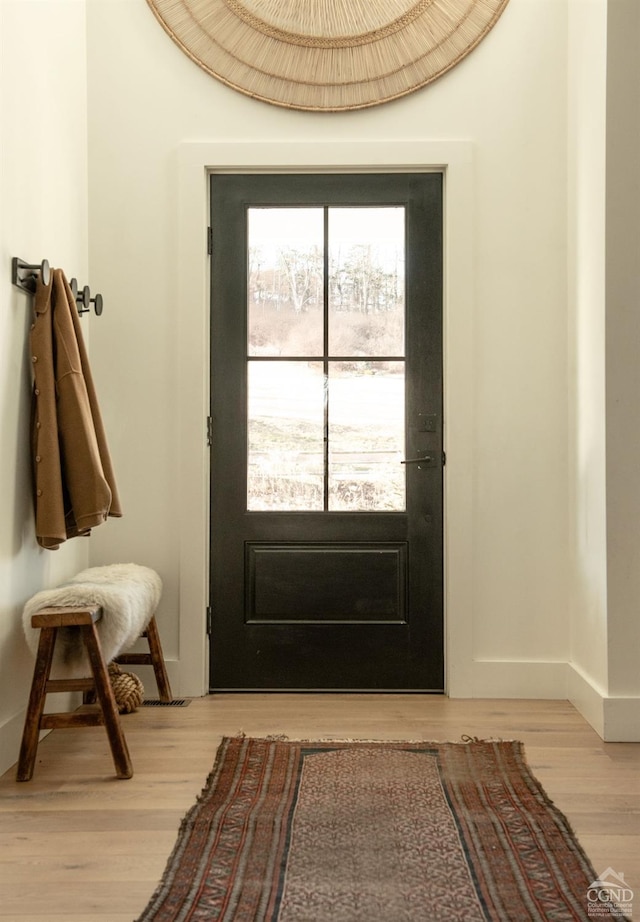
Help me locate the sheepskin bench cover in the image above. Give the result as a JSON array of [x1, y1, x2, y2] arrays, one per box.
[[22, 563, 162, 679]]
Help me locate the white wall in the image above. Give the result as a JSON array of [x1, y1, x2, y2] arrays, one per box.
[[86, 0, 572, 701], [566, 0, 610, 724], [604, 0, 640, 704], [566, 0, 640, 741], [0, 0, 90, 774]]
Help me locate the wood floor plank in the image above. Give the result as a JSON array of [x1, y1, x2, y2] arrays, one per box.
[[0, 809, 186, 834], [0, 830, 178, 859], [0, 880, 158, 916], [0, 852, 176, 884], [0, 695, 638, 920]]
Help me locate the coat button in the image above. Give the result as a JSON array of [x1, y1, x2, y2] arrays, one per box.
[[36, 489, 42, 496], [35, 456, 41, 462], [34, 388, 40, 396], [31, 356, 37, 363]]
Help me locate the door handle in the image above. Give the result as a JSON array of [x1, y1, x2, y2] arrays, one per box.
[[401, 455, 436, 465]]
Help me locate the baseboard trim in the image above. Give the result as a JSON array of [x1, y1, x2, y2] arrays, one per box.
[[119, 659, 180, 699], [449, 659, 640, 741], [568, 664, 640, 741], [448, 659, 569, 700], [0, 709, 35, 778]]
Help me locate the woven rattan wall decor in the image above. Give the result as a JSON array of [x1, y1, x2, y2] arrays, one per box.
[[145, 0, 511, 111]]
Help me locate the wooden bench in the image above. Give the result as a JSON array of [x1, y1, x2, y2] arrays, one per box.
[[17, 606, 171, 782]]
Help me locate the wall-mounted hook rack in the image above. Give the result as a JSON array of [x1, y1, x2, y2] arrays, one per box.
[[11, 258, 104, 317]]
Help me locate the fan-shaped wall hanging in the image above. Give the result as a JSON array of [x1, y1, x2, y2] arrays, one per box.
[[145, 0, 511, 111]]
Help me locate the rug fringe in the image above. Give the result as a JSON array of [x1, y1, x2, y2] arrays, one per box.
[[231, 731, 291, 741], [223, 735, 519, 744]]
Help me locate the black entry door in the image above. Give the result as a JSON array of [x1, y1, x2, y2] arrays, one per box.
[[209, 173, 443, 691]]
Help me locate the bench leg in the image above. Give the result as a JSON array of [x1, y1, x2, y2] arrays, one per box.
[[146, 616, 173, 702], [16, 627, 57, 782], [115, 615, 173, 702], [83, 623, 133, 780]]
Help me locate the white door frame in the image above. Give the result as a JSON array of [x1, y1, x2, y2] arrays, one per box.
[[175, 140, 476, 697]]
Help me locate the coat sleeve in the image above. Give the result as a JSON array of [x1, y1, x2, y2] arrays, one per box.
[[66, 277, 123, 520], [52, 270, 121, 538]]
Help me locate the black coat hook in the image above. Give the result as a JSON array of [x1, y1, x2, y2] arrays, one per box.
[[12, 257, 50, 293]]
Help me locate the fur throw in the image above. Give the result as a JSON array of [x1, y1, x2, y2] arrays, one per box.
[[22, 564, 162, 679]]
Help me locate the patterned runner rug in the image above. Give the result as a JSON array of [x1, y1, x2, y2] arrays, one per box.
[[136, 736, 627, 921]]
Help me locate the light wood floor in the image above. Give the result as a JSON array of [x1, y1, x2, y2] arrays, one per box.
[[0, 695, 639, 921]]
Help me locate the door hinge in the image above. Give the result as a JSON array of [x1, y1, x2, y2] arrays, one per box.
[[206, 605, 213, 636], [207, 226, 213, 255], [207, 416, 213, 447], [442, 450, 446, 467]]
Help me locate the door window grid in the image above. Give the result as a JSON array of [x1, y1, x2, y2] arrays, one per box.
[[247, 205, 406, 513]]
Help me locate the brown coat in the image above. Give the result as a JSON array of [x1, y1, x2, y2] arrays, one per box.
[[29, 269, 122, 549]]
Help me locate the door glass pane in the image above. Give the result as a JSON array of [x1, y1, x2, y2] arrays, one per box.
[[248, 208, 324, 357], [328, 208, 405, 357], [248, 361, 325, 510], [328, 362, 405, 511]]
